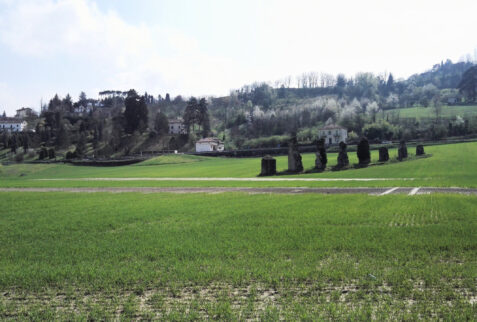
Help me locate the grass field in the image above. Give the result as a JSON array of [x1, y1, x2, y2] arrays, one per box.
[[1, 141, 477, 188], [1, 142, 476, 319], [381, 105, 477, 119], [0, 192, 476, 319]]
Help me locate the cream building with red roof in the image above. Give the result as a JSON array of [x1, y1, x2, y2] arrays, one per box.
[[318, 124, 347, 144]]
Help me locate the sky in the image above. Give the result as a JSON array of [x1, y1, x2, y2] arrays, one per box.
[[0, 0, 476, 115]]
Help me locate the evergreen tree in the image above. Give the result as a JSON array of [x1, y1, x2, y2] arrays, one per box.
[[79, 91, 88, 106], [63, 94, 73, 112], [124, 89, 148, 134], [92, 127, 99, 149], [201, 113, 210, 138], [48, 148, 55, 159], [198, 98, 210, 137], [55, 123, 69, 148], [154, 112, 169, 135], [183, 97, 198, 134], [48, 94, 62, 111], [387, 73, 395, 91], [458, 66, 477, 102], [183, 97, 210, 136], [75, 134, 86, 158], [336, 74, 347, 88], [22, 133, 30, 151], [9, 135, 17, 153]]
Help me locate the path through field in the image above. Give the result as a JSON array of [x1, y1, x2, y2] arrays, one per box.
[[1, 187, 476, 195], [36, 177, 415, 181]]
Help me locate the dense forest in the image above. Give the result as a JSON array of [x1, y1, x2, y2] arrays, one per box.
[[1, 59, 477, 161]]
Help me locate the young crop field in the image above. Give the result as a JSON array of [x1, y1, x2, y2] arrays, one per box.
[[0, 141, 476, 319], [0, 192, 476, 319]]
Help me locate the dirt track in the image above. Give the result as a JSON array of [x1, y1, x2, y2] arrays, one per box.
[[36, 177, 416, 181], [1, 187, 476, 195]]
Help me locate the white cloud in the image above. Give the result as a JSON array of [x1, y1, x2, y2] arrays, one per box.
[[0, 82, 24, 115], [0, 0, 476, 113], [254, 0, 477, 79], [0, 0, 251, 110]]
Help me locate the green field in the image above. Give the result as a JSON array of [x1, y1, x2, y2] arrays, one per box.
[[1, 141, 477, 188], [1, 192, 476, 320], [382, 105, 477, 119], [1, 142, 476, 319]]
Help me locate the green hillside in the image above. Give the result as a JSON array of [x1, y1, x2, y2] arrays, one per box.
[[1, 141, 477, 188]]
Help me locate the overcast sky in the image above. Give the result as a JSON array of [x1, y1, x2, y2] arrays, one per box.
[[0, 0, 476, 115]]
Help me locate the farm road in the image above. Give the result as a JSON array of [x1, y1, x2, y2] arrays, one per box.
[[37, 177, 415, 182], [1, 187, 476, 195]]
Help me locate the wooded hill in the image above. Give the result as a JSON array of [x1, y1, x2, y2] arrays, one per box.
[[1, 59, 476, 160]]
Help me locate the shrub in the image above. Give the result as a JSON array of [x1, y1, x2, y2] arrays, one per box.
[[357, 137, 371, 164], [48, 149, 55, 159], [363, 121, 395, 141], [242, 135, 289, 149], [429, 124, 448, 140], [27, 149, 36, 159], [38, 148, 48, 160], [347, 131, 359, 144], [15, 152, 24, 163], [65, 151, 77, 160]]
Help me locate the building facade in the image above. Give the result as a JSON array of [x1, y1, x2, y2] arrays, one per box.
[[73, 104, 93, 115], [169, 119, 186, 134], [195, 137, 225, 152], [15, 107, 34, 118], [318, 124, 347, 145], [0, 118, 27, 132]]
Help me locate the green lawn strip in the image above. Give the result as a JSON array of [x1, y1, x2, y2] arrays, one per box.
[[381, 105, 477, 119], [0, 192, 475, 319]]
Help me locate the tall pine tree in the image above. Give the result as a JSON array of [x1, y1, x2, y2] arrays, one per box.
[[124, 89, 148, 134]]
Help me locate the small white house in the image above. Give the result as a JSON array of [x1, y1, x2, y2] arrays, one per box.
[[169, 118, 186, 134], [318, 124, 347, 145], [0, 117, 27, 132], [195, 137, 225, 152]]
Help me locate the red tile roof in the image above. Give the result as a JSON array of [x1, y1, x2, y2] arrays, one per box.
[[0, 117, 24, 124], [196, 137, 223, 144]]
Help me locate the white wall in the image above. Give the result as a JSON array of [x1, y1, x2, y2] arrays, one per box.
[[0, 122, 26, 132], [195, 142, 224, 152], [196, 142, 214, 152], [169, 123, 185, 134]]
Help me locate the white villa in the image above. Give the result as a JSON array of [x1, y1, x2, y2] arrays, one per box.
[[169, 118, 186, 135], [0, 117, 27, 132], [15, 107, 34, 118], [195, 137, 225, 152], [318, 124, 348, 145]]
